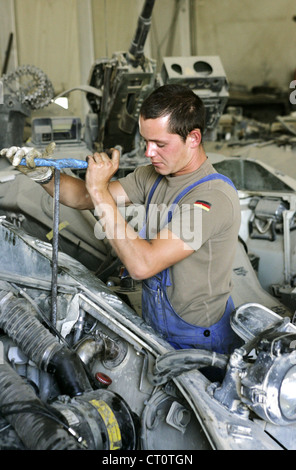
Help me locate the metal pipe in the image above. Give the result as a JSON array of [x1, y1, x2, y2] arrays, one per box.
[[127, 0, 155, 66], [51, 168, 60, 326], [19, 157, 88, 169], [283, 210, 294, 284]]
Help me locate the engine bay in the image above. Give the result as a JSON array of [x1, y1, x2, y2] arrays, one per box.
[[2, 217, 296, 451], [0, 219, 212, 450]]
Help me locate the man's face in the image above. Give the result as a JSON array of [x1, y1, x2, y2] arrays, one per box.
[[139, 115, 193, 176]]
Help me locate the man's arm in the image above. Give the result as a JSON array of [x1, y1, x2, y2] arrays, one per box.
[[86, 151, 194, 280], [0, 144, 131, 210], [41, 169, 131, 210]]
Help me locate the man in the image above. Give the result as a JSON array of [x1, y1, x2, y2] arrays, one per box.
[[0, 84, 241, 354]]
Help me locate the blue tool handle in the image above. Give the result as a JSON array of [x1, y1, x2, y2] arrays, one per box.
[[19, 158, 88, 170]]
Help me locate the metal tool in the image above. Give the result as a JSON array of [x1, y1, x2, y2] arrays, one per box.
[[19, 157, 88, 170], [19, 150, 121, 326], [19, 157, 88, 325], [51, 167, 60, 326]]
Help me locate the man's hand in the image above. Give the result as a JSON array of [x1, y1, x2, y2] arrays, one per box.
[[0, 142, 56, 183], [85, 148, 120, 199]]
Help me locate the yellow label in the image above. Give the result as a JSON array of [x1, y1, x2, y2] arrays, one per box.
[[89, 399, 122, 450], [46, 221, 70, 240]]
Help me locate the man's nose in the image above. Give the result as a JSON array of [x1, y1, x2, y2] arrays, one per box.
[[145, 142, 157, 158]]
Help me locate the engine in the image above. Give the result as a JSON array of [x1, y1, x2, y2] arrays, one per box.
[[2, 217, 296, 450], [0, 219, 211, 450]]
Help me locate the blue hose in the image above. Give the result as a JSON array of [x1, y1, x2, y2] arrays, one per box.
[[19, 158, 88, 170]]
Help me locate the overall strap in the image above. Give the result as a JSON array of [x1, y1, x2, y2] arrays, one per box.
[[146, 175, 164, 216], [145, 172, 236, 223]]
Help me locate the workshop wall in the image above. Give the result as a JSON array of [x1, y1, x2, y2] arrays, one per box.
[[193, 0, 296, 90], [91, 0, 143, 59], [0, 0, 295, 121], [13, 0, 84, 120]]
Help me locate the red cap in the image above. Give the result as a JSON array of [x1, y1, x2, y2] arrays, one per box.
[[95, 372, 112, 386]]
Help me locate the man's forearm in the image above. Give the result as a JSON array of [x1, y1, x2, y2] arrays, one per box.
[[42, 173, 130, 211], [92, 188, 154, 280], [84, 150, 190, 280], [93, 190, 193, 280], [42, 172, 94, 210]]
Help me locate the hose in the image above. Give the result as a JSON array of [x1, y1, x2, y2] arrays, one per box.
[[0, 285, 92, 396], [0, 362, 82, 450], [0, 284, 138, 449], [148, 349, 229, 385], [0, 289, 62, 370]]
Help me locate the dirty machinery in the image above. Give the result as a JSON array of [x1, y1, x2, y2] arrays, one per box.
[[2, 0, 296, 452], [84, 0, 228, 169], [2, 198, 296, 450]]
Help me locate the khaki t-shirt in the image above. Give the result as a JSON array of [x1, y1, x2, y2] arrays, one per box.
[[118, 158, 241, 327]]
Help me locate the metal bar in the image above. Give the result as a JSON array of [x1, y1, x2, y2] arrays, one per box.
[[51, 168, 60, 326], [283, 210, 294, 285], [127, 0, 155, 66], [19, 158, 88, 170], [2, 32, 13, 75], [19, 145, 121, 169]]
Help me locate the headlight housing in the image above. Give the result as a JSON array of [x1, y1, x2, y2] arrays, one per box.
[[241, 333, 296, 426], [279, 364, 296, 421]]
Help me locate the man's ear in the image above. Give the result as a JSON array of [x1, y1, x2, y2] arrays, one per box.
[[187, 129, 202, 148]]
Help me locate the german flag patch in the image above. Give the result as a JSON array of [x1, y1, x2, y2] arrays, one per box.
[[194, 200, 211, 211]]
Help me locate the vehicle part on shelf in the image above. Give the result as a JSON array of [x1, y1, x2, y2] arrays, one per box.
[[0, 94, 30, 149], [1, 65, 55, 110]]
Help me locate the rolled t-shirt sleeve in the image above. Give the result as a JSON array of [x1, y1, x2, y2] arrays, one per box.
[[167, 188, 238, 251], [118, 165, 155, 205], [167, 204, 203, 251]]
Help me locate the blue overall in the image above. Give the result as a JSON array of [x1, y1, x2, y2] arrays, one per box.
[[141, 173, 241, 355]]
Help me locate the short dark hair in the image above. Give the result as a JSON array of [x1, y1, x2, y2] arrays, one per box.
[[140, 84, 206, 141]]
